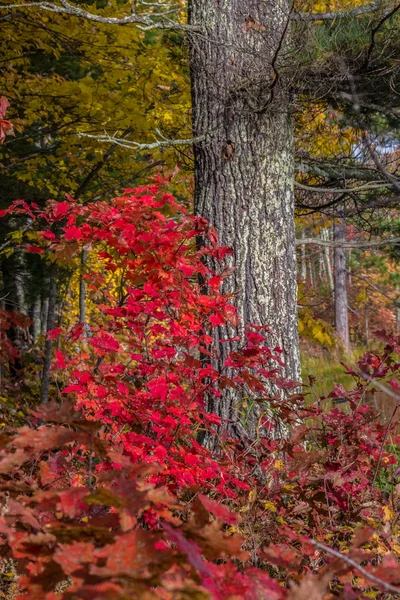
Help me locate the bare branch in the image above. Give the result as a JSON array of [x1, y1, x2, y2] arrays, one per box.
[[77, 130, 207, 151], [296, 195, 400, 215], [347, 270, 397, 304], [346, 72, 400, 194], [297, 237, 400, 248], [0, 0, 201, 31], [295, 181, 391, 194], [311, 540, 400, 595], [360, 2, 400, 71], [292, 2, 378, 21], [296, 161, 388, 182], [85, 160, 165, 204], [257, 2, 294, 112]]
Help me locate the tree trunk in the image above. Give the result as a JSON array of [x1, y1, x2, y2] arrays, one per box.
[[322, 228, 334, 292], [189, 0, 300, 438], [32, 293, 41, 344], [301, 230, 307, 281], [333, 221, 350, 353], [40, 264, 58, 403], [41, 289, 49, 336], [308, 257, 314, 288], [1, 250, 29, 379], [79, 249, 90, 336]]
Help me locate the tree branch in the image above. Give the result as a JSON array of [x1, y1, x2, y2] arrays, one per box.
[[295, 181, 390, 194], [296, 237, 400, 248], [360, 2, 400, 71], [84, 159, 164, 204], [77, 130, 206, 151], [347, 270, 397, 304], [0, 0, 201, 31], [311, 540, 400, 595], [292, 2, 378, 21], [74, 128, 133, 200], [296, 194, 400, 215], [296, 161, 388, 182], [345, 72, 400, 194]]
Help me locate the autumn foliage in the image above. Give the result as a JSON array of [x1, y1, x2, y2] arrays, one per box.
[[1, 181, 400, 599]]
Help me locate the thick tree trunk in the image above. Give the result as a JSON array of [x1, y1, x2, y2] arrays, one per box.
[[333, 221, 350, 353], [189, 0, 300, 438]]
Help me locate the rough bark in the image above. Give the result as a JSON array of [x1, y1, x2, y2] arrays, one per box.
[[32, 293, 41, 344], [189, 0, 300, 438], [41, 295, 49, 336], [40, 264, 58, 403], [0, 249, 29, 379], [333, 221, 350, 353]]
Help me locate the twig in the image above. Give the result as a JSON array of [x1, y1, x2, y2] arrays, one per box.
[[87, 160, 164, 203], [347, 270, 397, 305], [358, 370, 400, 406], [346, 72, 400, 194], [311, 539, 400, 594], [360, 2, 400, 71], [372, 401, 398, 484]]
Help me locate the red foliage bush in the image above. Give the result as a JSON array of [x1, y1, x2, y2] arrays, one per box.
[[1, 183, 400, 599]]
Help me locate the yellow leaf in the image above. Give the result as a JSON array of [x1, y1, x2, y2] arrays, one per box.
[[383, 506, 394, 523], [248, 489, 257, 503]]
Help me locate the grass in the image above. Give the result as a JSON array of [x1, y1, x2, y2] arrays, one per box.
[[301, 352, 355, 399]]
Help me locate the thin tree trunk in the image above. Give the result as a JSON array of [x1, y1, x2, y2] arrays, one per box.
[[32, 293, 41, 343], [79, 249, 89, 335], [334, 220, 350, 353], [397, 304, 400, 336], [301, 231, 307, 281], [189, 0, 300, 438], [41, 296, 49, 336], [40, 265, 58, 403], [309, 257, 314, 288], [14, 247, 28, 316], [1, 251, 29, 379], [322, 228, 334, 291]]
